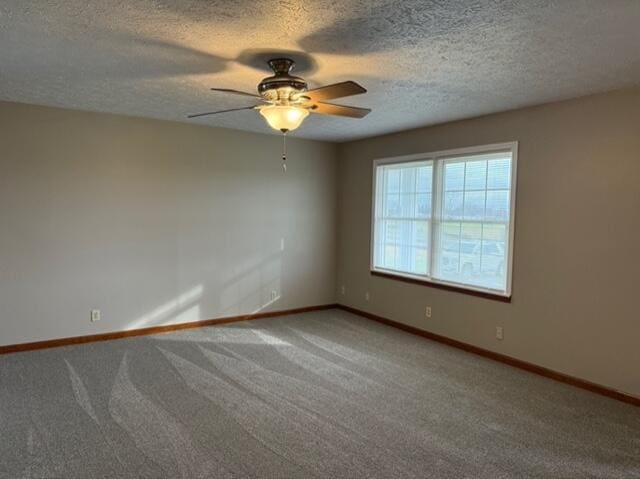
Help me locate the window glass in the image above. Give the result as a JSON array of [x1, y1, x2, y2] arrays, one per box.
[[372, 147, 515, 295]]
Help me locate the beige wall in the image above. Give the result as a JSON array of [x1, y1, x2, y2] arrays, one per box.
[[336, 88, 640, 397], [2, 88, 639, 397], [0, 101, 337, 346]]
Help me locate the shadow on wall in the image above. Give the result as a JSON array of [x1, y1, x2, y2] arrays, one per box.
[[123, 249, 283, 332]]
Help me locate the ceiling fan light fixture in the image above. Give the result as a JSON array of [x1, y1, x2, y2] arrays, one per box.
[[259, 104, 309, 132]]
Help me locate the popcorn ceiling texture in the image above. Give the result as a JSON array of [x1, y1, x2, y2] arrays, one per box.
[[1, 0, 639, 141]]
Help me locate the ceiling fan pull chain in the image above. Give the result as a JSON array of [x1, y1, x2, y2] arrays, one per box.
[[282, 131, 287, 172]]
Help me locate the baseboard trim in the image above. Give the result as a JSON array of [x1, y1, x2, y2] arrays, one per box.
[[337, 304, 640, 407], [0, 303, 338, 355]]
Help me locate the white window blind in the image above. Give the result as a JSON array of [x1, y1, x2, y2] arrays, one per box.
[[372, 143, 517, 297]]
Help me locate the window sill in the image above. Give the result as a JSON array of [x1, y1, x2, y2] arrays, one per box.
[[370, 270, 512, 303]]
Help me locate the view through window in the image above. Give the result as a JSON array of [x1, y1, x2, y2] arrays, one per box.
[[372, 143, 517, 296]]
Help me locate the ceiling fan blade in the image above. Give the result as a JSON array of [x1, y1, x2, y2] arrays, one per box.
[[300, 81, 366, 102], [210, 88, 260, 98], [188, 105, 257, 119], [309, 102, 371, 118]]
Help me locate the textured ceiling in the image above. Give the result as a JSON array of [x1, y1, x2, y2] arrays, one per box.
[[1, 0, 639, 142]]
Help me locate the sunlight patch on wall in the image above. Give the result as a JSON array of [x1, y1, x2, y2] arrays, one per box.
[[125, 285, 203, 330]]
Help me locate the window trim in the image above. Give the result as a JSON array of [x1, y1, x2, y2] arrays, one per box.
[[370, 142, 518, 300]]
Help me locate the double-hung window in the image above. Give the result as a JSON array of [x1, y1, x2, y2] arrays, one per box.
[[371, 142, 517, 298]]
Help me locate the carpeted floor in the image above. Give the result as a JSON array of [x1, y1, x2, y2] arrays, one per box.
[[0, 309, 638, 478]]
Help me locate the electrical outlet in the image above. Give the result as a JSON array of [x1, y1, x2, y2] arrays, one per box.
[[341, 285, 346, 295], [280, 237, 285, 251], [496, 326, 504, 340], [271, 290, 278, 301], [365, 291, 370, 301], [91, 310, 101, 322], [425, 306, 432, 319]]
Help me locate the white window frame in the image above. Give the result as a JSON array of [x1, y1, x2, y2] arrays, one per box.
[[370, 142, 518, 299]]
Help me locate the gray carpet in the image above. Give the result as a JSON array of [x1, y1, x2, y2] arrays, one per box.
[[1, 309, 638, 478]]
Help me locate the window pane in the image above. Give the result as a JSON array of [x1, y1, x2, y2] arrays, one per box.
[[486, 190, 510, 221], [401, 168, 416, 193], [384, 245, 397, 269], [416, 193, 432, 218], [399, 220, 413, 246], [465, 160, 487, 190], [457, 229, 481, 285], [443, 191, 463, 219], [487, 158, 511, 189], [386, 169, 400, 193], [482, 223, 506, 242], [384, 220, 399, 243], [400, 193, 414, 217], [417, 166, 432, 192], [413, 220, 429, 247], [408, 220, 430, 274], [437, 222, 461, 281], [461, 226, 481, 280], [385, 194, 400, 217], [434, 220, 508, 291], [480, 224, 507, 290], [463, 191, 485, 220], [444, 162, 465, 191], [412, 248, 429, 275], [398, 243, 411, 271], [461, 222, 482, 241]]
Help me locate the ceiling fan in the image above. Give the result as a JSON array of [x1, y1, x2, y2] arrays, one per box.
[[188, 58, 371, 134]]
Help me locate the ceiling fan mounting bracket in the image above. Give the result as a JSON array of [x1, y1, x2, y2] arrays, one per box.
[[268, 58, 295, 75], [258, 57, 308, 96]]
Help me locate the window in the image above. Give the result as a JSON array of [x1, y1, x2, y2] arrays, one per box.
[[371, 143, 517, 297]]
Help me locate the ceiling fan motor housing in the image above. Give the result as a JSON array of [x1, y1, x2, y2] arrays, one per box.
[[258, 58, 308, 100]]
